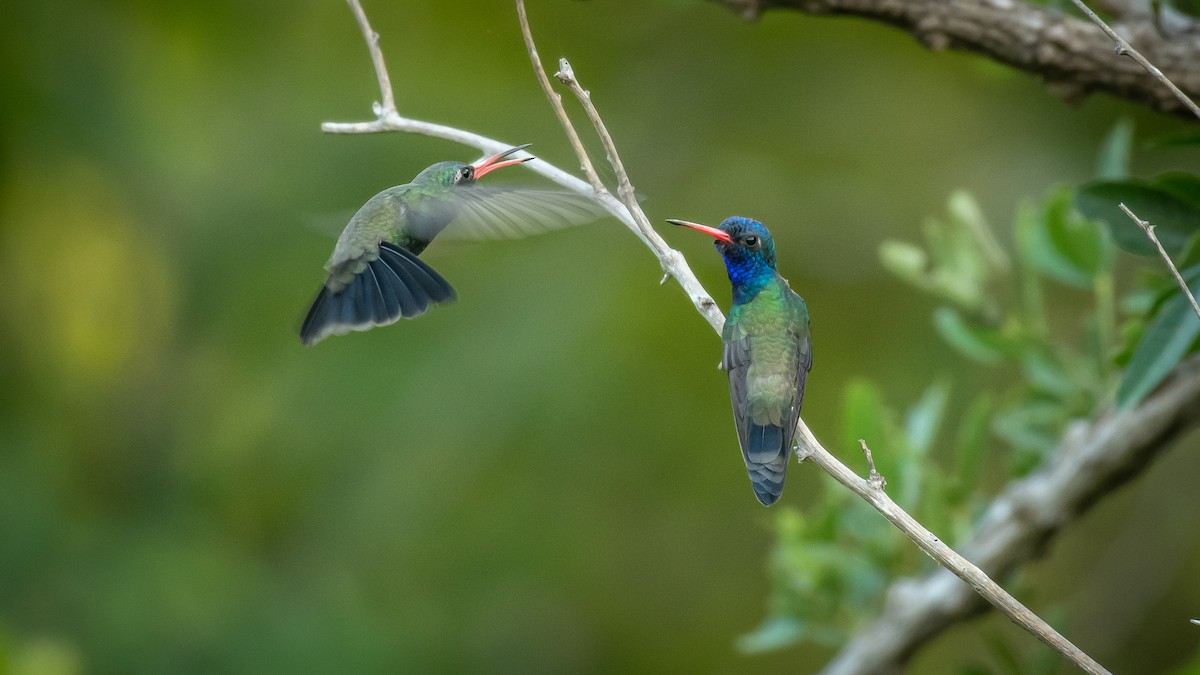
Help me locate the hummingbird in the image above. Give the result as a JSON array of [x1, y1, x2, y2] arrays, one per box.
[[300, 144, 601, 346], [667, 216, 812, 506]]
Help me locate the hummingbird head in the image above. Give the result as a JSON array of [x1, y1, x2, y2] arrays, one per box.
[[667, 216, 779, 297], [412, 144, 533, 187]]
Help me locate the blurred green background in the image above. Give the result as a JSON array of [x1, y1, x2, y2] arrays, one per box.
[[2, 1, 1200, 672]]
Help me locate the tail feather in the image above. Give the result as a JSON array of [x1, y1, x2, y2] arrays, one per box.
[[744, 422, 791, 506], [362, 264, 391, 322], [371, 253, 422, 318], [299, 242, 457, 346], [377, 244, 455, 303]]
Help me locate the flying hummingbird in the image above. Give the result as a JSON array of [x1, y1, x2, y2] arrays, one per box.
[[300, 144, 600, 346], [667, 216, 812, 506]]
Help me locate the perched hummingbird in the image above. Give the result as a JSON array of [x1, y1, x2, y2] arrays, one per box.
[[300, 144, 600, 345], [668, 216, 812, 506]]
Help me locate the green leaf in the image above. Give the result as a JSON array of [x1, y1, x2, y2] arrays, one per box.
[[952, 393, 993, 499], [992, 400, 1065, 471], [1016, 192, 1093, 287], [1112, 317, 1146, 367], [737, 617, 807, 653], [878, 240, 929, 286], [1020, 348, 1075, 400], [840, 379, 889, 457], [947, 190, 988, 235], [1095, 118, 1133, 179], [904, 381, 950, 454], [933, 307, 1009, 364], [1153, 172, 1200, 212], [1045, 186, 1112, 282], [1174, 231, 1200, 272], [1166, 0, 1200, 19], [1145, 130, 1200, 148], [896, 381, 950, 511], [1116, 267, 1200, 408], [986, 632, 1028, 675], [1075, 180, 1200, 255]]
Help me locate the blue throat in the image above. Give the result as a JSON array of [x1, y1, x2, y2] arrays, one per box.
[[723, 254, 774, 305]]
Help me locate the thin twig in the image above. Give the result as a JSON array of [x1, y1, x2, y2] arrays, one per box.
[[324, 3, 1109, 672], [515, 0, 607, 195], [1070, 0, 1200, 120], [551, 60, 725, 329], [1120, 203, 1200, 320], [344, 0, 395, 118], [858, 439, 887, 491]]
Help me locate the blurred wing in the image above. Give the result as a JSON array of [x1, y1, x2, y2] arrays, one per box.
[[300, 208, 358, 238], [439, 186, 608, 241]]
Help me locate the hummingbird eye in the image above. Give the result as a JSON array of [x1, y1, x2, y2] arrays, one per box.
[[743, 235, 759, 249], [457, 166, 473, 183]]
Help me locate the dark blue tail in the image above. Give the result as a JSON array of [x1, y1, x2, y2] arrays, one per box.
[[300, 242, 456, 346], [745, 423, 790, 506]]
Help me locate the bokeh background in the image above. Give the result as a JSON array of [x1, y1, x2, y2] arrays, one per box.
[[2, 1, 1199, 673]]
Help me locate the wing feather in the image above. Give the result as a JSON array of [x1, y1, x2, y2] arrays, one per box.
[[437, 187, 608, 241]]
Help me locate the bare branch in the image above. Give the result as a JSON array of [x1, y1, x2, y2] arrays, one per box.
[[515, 0, 608, 195], [804, 433, 1108, 674], [709, 0, 1200, 118], [344, 0, 395, 118], [1120, 203, 1200, 320], [1070, 0, 1200, 120], [824, 354, 1200, 673], [552, 57, 727, 332]]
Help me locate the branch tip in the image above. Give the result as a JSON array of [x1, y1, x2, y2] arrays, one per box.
[[1071, 0, 1200, 119], [1119, 203, 1200, 320], [515, 0, 606, 192], [858, 439, 888, 491]]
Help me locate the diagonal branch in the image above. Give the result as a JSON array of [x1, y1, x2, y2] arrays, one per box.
[[824, 354, 1200, 674], [799, 428, 1109, 673], [710, 0, 1200, 119], [517, 3, 1103, 670], [1120, 204, 1200, 321], [515, 0, 608, 195]]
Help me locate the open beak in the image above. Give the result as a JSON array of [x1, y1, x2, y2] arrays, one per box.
[[472, 143, 534, 179], [666, 218, 733, 243]]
